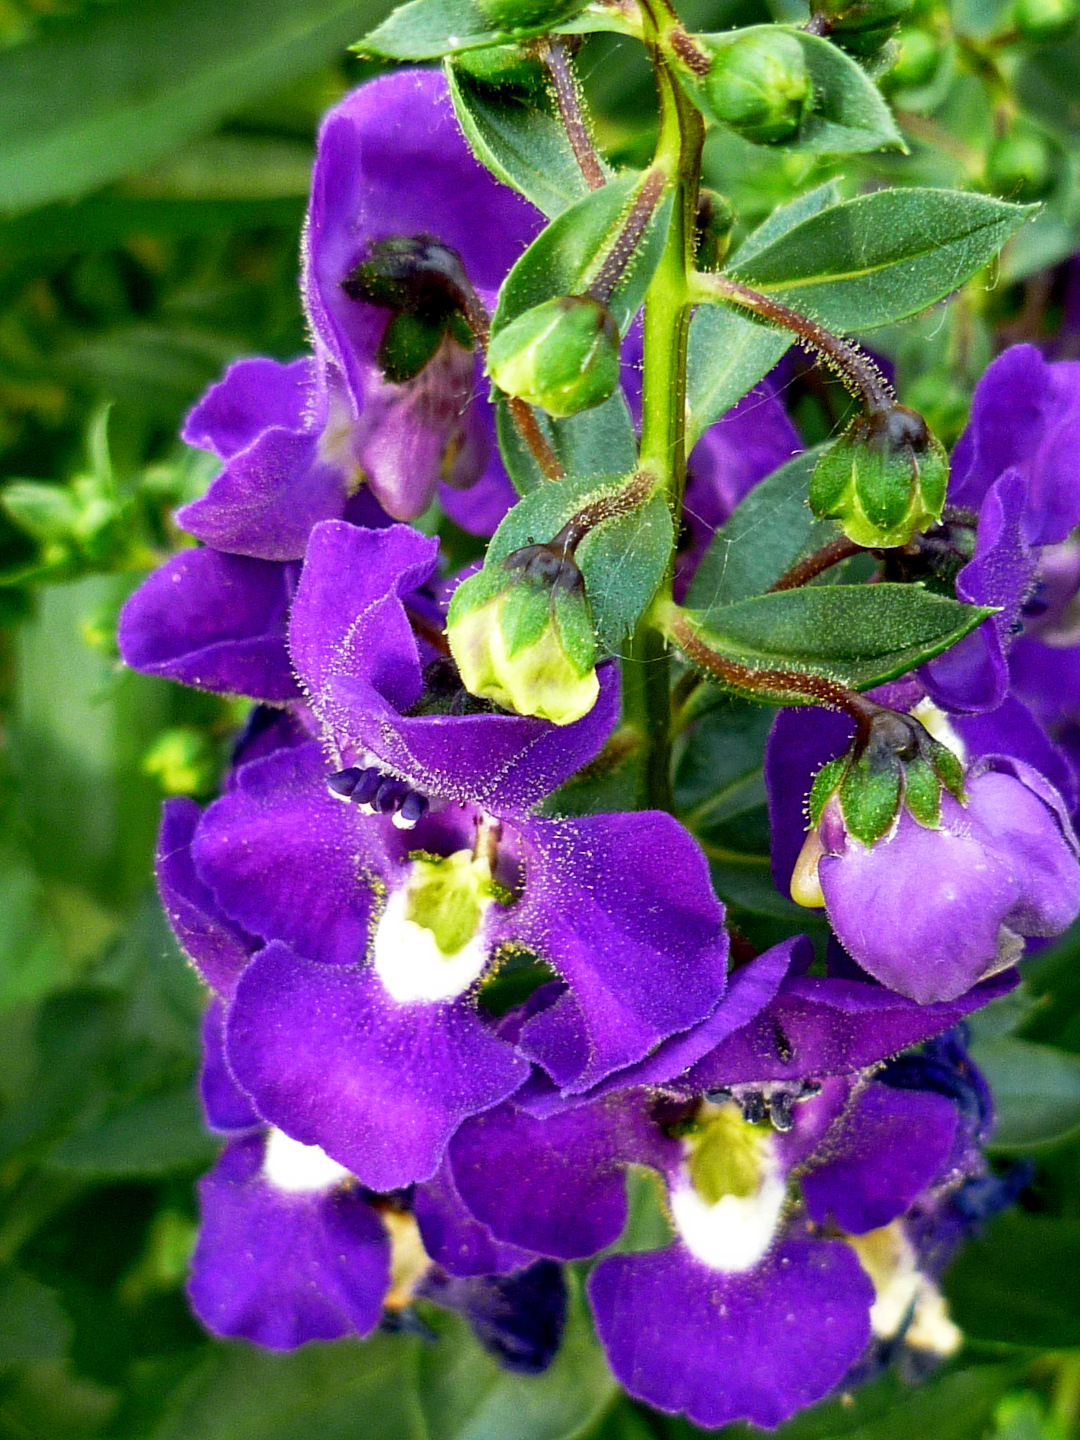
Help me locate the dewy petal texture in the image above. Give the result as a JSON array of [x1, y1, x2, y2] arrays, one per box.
[[289, 521, 619, 810], [588, 1239, 873, 1431], [512, 812, 730, 1090], [226, 941, 527, 1190], [118, 549, 300, 702]]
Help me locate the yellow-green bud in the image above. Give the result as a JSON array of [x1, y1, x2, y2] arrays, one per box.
[[986, 127, 1055, 202], [1013, 0, 1078, 42], [487, 296, 620, 419], [447, 543, 599, 725], [476, 0, 587, 31], [809, 405, 948, 549], [701, 31, 813, 145], [887, 26, 941, 86]]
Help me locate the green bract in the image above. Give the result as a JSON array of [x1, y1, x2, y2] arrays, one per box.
[[809, 405, 949, 548], [486, 295, 621, 417]]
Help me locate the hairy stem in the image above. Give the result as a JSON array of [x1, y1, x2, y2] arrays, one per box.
[[505, 396, 565, 480], [538, 37, 607, 191], [768, 534, 867, 592], [691, 271, 895, 414]]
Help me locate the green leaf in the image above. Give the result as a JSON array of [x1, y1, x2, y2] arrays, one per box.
[[446, 61, 606, 219], [686, 306, 791, 448], [152, 1333, 426, 1440], [678, 27, 905, 155], [496, 390, 638, 497], [683, 584, 994, 697], [356, 0, 590, 60], [732, 180, 845, 268], [686, 449, 837, 611], [48, 1085, 218, 1177], [728, 188, 1036, 332], [0, 0, 389, 214], [0, 1272, 73, 1365], [492, 171, 673, 336], [416, 1277, 616, 1440], [946, 1212, 1080, 1350], [969, 1036, 1080, 1152], [484, 473, 673, 650]]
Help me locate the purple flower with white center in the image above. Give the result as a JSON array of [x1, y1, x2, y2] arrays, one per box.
[[302, 70, 543, 525], [767, 702, 1080, 1003]]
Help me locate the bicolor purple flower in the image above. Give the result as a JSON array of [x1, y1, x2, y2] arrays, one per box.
[[302, 70, 543, 526], [767, 701, 1080, 1002]]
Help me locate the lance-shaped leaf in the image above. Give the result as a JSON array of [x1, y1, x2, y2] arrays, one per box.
[[492, 171, 673, 336], [686, 449, 839, 610], [676, 26, 904, 156], [681, 584, 995, 697], [971, 1036, 1080, 1153], [686, 186, 845, 441], [446, 59, 607, 219], [355, 0, 615, 59], [479, 471, 672, 649], [496, 390, 638, 497], [727, 188, 1036, 332]]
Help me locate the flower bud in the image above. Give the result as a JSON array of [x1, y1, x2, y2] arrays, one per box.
[[695, 188, 736, 271], [809, 405, 948, 549], [1013, 0, 1078, 42], [985, 126, 1055, 202], [819, 0, 914, 54], [487, 296, 620, 419], [699, 31, 813, 145], [446, 540, 599, 725], [887, 26, 941, 87], [475, 0, 587, 31]]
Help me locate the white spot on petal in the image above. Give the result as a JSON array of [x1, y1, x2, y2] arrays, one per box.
[[373, 883, 490, 1004], [670, 1152, 787, 1274], [262, 1127, 351, 1194]]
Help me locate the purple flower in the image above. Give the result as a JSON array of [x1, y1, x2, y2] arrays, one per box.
[[302, 70, 542, 525], [767, 703, 1080, 1002]]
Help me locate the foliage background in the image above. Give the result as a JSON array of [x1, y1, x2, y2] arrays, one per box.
[[1, 0, 1080, 1434]]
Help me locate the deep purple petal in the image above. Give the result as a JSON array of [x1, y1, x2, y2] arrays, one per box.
[[801, 1084, 959, 1233], [289, 520, 435, 715], [155, 797, 255, 997], [680, 970, 1017, 1093], [765, 705, 854, 895], [183, 357, 312, 459], [413, 1163, 536, 1277], [588, 1237, 873, 1431], [118, 550, 299, 702], [957, 694, 1078, 812], [226, 942, 528, 1190], [178, 429, 351, 563], [447, 1096, 657, 1261], [199, 999, 260, 1133], [513, 812, 729, 1091], [193, 741, 394, 968], [188, 1134, 389, 1348]]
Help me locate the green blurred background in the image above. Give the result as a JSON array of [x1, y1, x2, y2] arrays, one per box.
[[1, 0, 1080, 1434]]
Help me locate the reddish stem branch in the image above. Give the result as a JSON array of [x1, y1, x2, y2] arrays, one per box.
[[538, 37, 608, 192], [768, 534, 867, 592]]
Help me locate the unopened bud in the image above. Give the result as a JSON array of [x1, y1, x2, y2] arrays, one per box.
[[887, 26, 941, 87], [700, 31, 813, 145], [695, 188, 736, 271], [446, 540, 599, 725], [819, 0, 913, 53], [475, 0, 587, 31], [986, 127, 1055, 202], [487, 296, 620, 419], [1013, 0, 1078, 42], [809, 405, 948, 549]]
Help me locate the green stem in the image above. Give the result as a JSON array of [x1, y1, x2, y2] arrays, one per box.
[[627, 0, 704, 812]]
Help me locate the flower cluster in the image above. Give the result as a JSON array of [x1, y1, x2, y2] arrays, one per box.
[[119, 68, 1080, 1432]]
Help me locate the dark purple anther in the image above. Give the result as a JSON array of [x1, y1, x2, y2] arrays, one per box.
[[350, 768, 383, 810], [394, 792, 429, 830], [375, 777, 408, 815], [326, 767, 365, 801]]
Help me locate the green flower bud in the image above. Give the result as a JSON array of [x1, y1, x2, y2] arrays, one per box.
[[487, 296, 620, 419], [475, 0, 587, 31], [887, 26, 941, 86], [700, 31, 813, 145], [695, 188, 736, 271], [986, 126, 1055, 202], [1013, 0, 1078, 42], [447, 540, 599, 725], [809, 405, 949, 548]]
